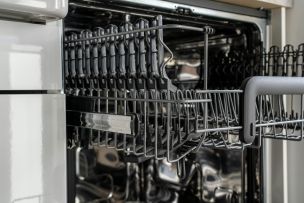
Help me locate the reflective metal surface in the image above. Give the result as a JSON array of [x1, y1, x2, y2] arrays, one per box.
[[0, 94, 66, 203], [118, 0, 267, 42], [64, 1, 269, 202]]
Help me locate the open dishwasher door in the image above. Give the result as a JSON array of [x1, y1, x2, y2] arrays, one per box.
[[0, 1, 68, 202], [0, 94, 66, 203]]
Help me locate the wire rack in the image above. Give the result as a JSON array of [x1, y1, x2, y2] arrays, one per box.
[[67, 90, 210, 162], [67, 89, 304, 161], [256, 94, 304, 141], [263, 44, 304, 77], [65, 16, 304, 162]]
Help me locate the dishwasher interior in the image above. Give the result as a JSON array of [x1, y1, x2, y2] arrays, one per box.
[[64, 1, 304, 202]]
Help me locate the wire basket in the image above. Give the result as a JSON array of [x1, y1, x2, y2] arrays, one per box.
[[64, 15, 304, 162], [65, 16, 217, 162], [256, 94, 304, 141], [67, 90, 211, 162], [67, 89, 304, 164]]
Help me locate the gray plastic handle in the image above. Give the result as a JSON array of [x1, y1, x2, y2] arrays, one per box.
[[241, 76, 304, 144]]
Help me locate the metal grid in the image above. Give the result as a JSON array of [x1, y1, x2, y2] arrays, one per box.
[[65, 16, 304, 162], [66, 90, 304, 161]]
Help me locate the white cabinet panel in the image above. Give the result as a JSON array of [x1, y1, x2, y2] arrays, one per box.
[[217, 0, 292, 8], [0, 20, 63, 90], [0, 0, 68, 21], [0, 94, 66, 203], [286, 1, 304, 203]]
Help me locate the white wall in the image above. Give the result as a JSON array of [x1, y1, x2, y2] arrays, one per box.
[[286, 0, 304, 46], [285, 1, 304, 202]]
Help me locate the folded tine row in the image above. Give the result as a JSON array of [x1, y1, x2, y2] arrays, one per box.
[[64, 13, 304, 159], [64, 15, 216, 162], [64, 16, 170, 96]]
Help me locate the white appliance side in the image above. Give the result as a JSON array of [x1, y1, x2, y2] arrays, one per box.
[[0, 19, 63, 91], [265, 2, 304, 202], [0, 94, 66, 203], [285, 1, 304, 203], [0, 0, 68, 20]]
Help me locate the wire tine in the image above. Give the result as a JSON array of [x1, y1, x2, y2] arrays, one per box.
[[67, 27, 304, 160], [300, 94, 304, 139]]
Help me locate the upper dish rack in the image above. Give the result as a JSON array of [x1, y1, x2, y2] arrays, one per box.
[[64, 15, 304, 163]]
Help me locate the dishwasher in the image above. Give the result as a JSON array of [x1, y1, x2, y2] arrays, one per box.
[[62, 1, 303, 203]]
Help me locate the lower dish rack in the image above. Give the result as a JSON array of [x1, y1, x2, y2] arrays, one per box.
[[67, 76, 304, 162], [64, 14, 304, 162]]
